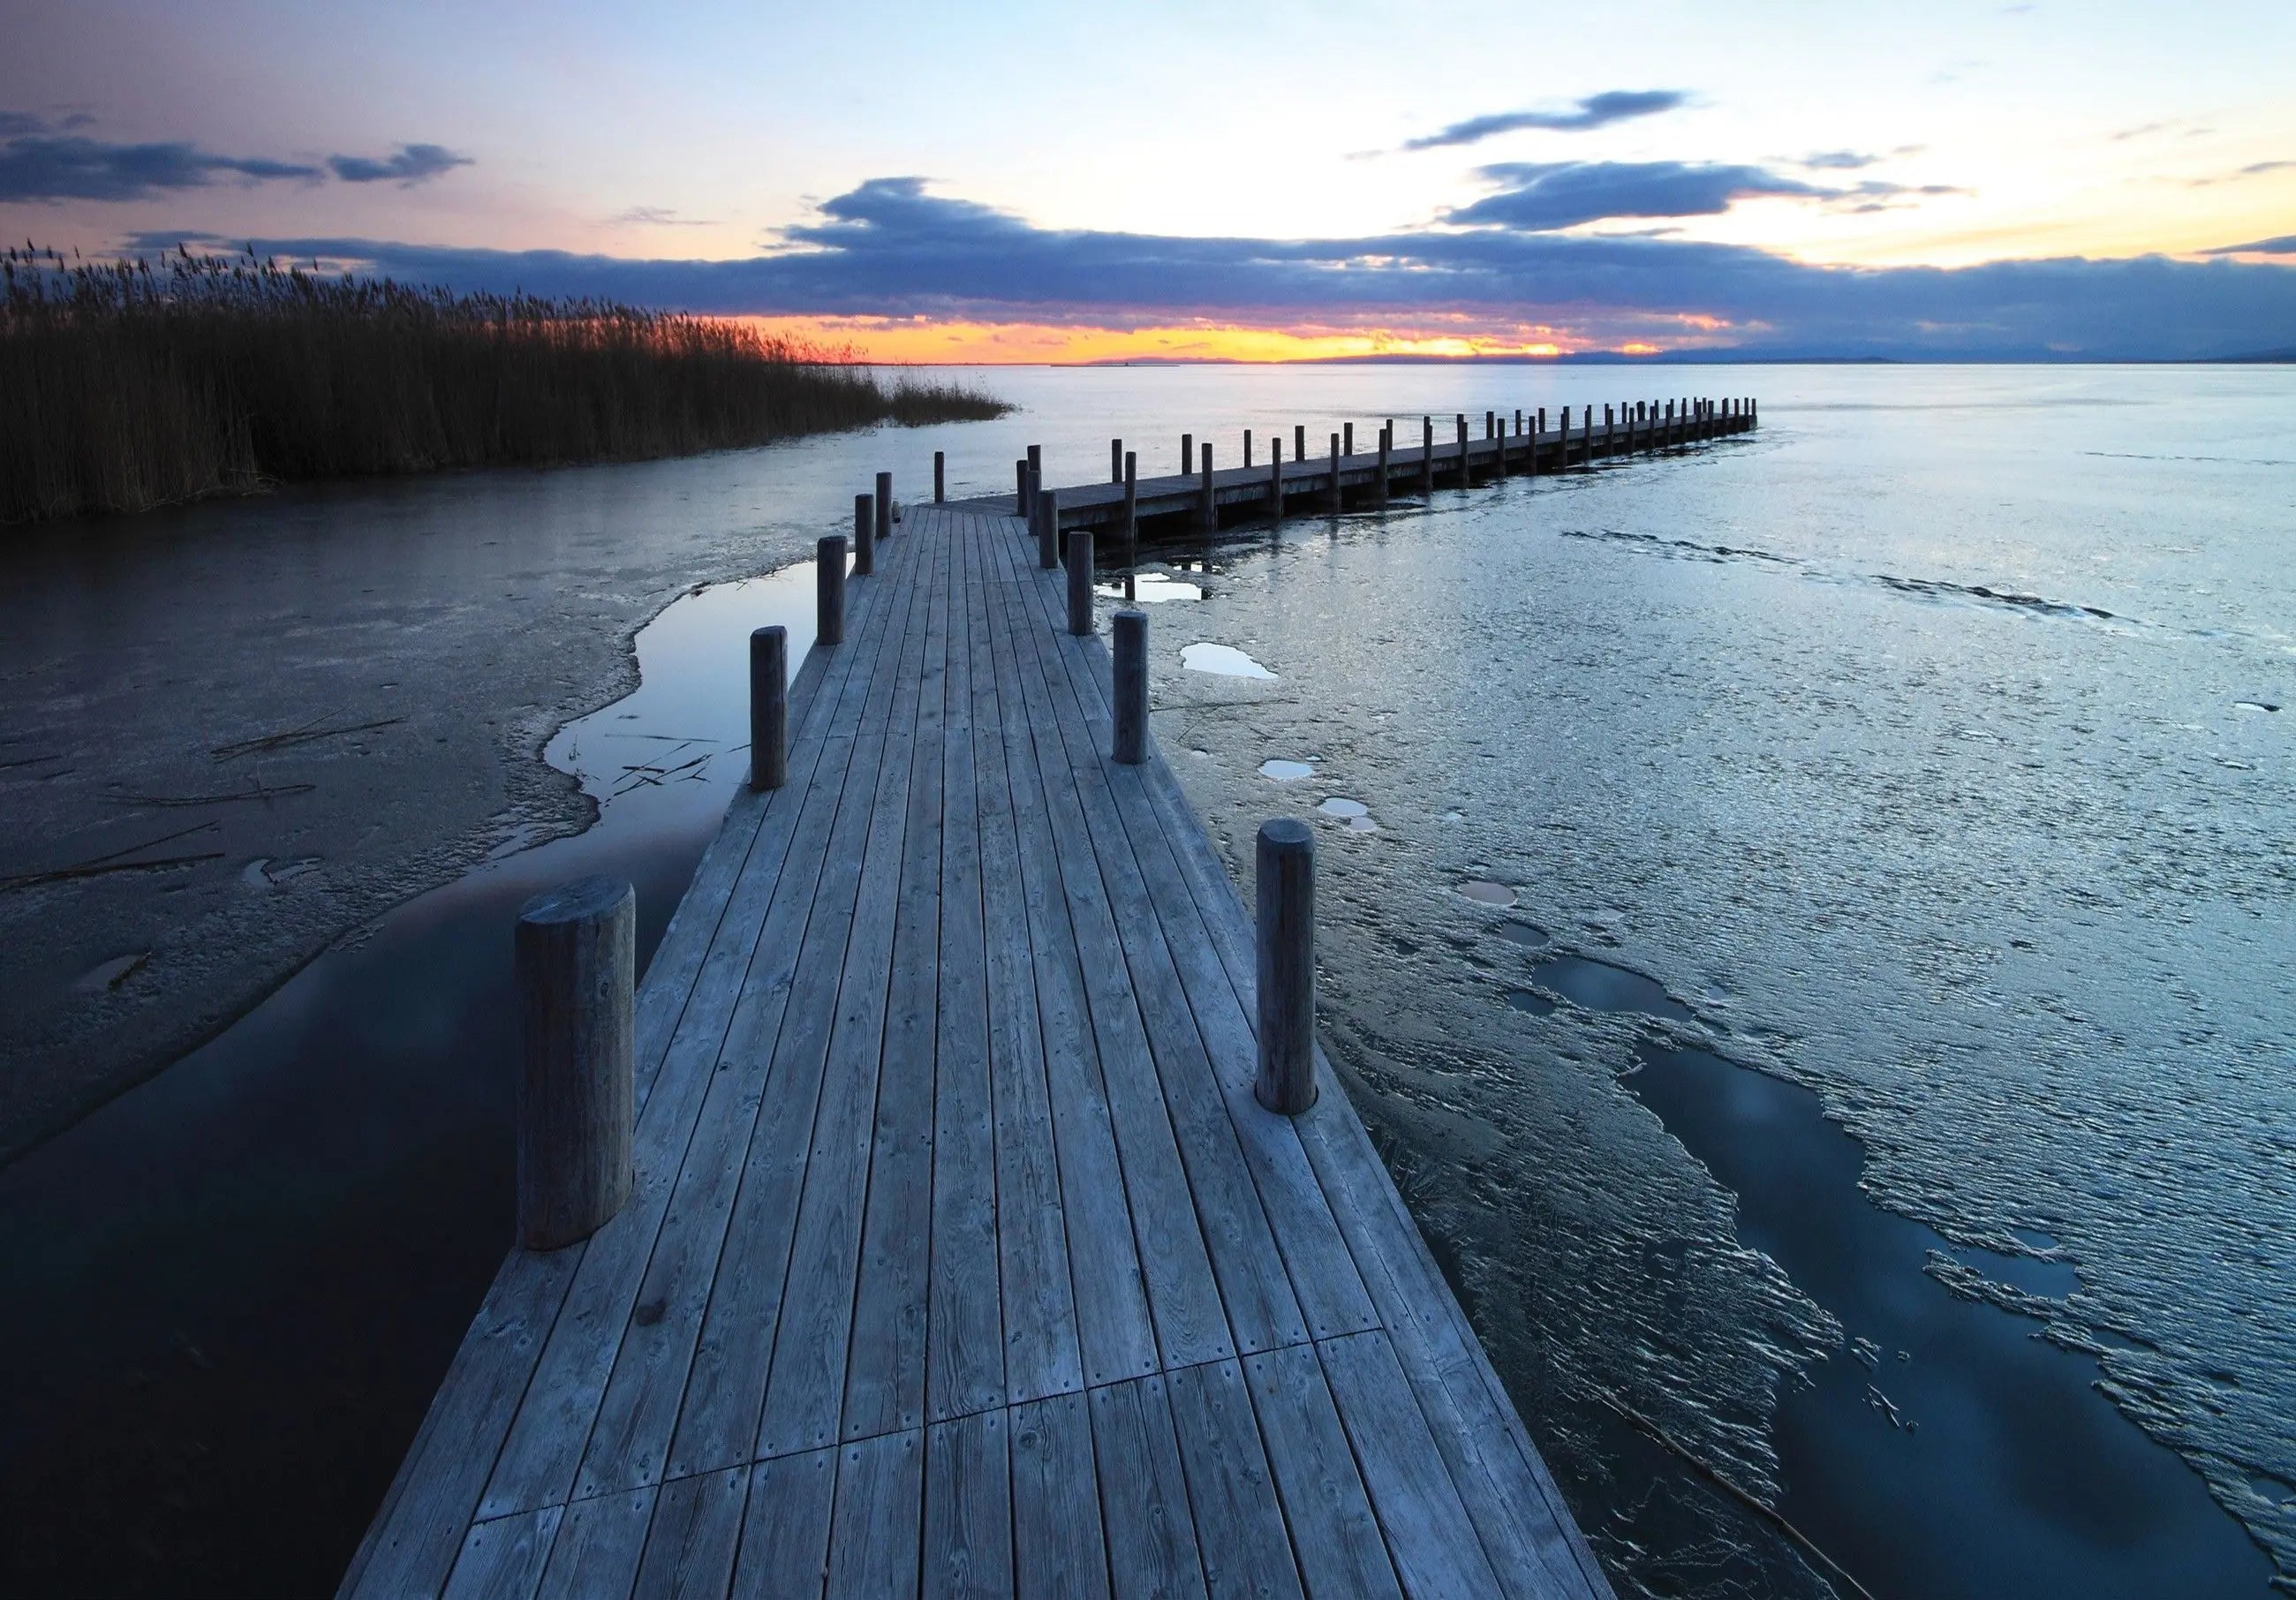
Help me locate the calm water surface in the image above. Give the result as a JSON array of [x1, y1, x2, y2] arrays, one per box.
[[0, 364, 2288, 1598]]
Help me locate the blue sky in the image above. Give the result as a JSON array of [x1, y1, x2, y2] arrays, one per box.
[[5, 0, 2294, 359]]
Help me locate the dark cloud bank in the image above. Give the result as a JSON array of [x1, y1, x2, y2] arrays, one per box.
[[155, 175, 2296, 360], [0, 111, 467, 201], [1402, 90, 1688, 150]]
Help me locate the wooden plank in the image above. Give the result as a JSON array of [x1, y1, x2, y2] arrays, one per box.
[[989, 532, 1305, 1358], [664, 532, 936, 1482], [1241, 1344, 1402, 1600], [574, 540, 908, 1498], [843, 509, 955, 1440], [1009, 1392, 1111, 1600], [442, 1507, 563, 1600], [1161, 1360, 1304, 1600], [729, 1445, 839, 1600], [754, 528, 940, 1459], [924, 1408, 1013, 1599], [824, 1430, 925, 1594], [966, 520, 1087, 1407], [1004, 529, 1376, 1346], [1316, 1331, 1502, 1598], [978, 525, 1165, 1389], [479, 540, 926, 1521], [1087, 1377, 1210, 1600], [534, 1488, 653, 1596], [631, 1466, 749, 1600], [978, 525, 1233, 1372], [927, 524, 1006, 1423]]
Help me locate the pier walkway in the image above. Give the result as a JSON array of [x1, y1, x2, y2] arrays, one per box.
[[344, 502, 1616, 1598]]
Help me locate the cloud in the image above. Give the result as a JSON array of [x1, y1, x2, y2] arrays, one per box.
[[611, 205, 716, 227], [2204, 235, 2296, 256], [327, 143, 471, 185], [1448, 161, 1832, 230], [130, 177, 2296, 359], [0, 110, 319, 201], [1401, 91, 1687, 150], [1798, 150, 1884, 170]]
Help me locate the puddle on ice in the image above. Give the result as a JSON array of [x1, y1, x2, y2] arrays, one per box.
[[1181, 642, 1275, 679], [1456, 879, 1516, 907], [1258, 759, 1316, 781], [1317, 796, 1378, 834], [1529, 954, 1700, 1025], [1494, 921, 1551, 948], [1625, 1044, 2270, 1597]]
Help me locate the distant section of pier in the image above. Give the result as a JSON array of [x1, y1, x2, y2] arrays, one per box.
[[340, 398, 1764, 1597]]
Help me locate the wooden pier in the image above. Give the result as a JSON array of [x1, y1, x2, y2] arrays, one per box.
[[965, 397, 1756, 535], [336, 403, 1741, 1595]]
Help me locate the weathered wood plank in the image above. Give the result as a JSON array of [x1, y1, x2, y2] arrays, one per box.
[[665, 534, 937, 1482], [823, 1430, 925, 1594], [1087, 1376, 1209, 1600], [442, 1507, 563, 1600], [966, 518, 1088, 1407], [843, 509, 954, 1441], [924, 1408, 1012, 1600], [1318, 1330, 1503, 1597], [1010, 1392, 1111, 1600], [927, 523, 1005, 1423], [754, 529, 940, 1459], [631, 1466, 749, 1600], [534, 1487, 653, 1596], [729, 1445, 838, 1600], [1241, 1344, 1402, 1600], [1162, 1359, 1304, 1600]]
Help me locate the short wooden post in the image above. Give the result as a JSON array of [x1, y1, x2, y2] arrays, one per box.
[[1112, 439, 1123, 483], [1198, 442, 1214, 532], [1494, 411, 1507, 477], [1419, 416, 1434, 496], [1122, 451, 1138, 566], [1582, 405, 1593, 465], [1254, 820, 1317, 1115], [1028, 443, 1042, 495], [1016, 458, 1031, 517], [1269, 437, 1284, 524], [1376, 426, 1391, 508], [875, 472, 894, 542], [817, 535, 846, 646], [1294, 424, 1306, 463], [1112, 608, 1147, 765], [933, 450, 945, 503], [1244, 428, 1253, 467], [853, 492, 875, 577], [1604, 406, 1613, 456], [1343, 422, 1355, 456], [1038, 488, 1060, 570], [1526, 411, 1540, 478], [516, 875, 636, 1249], [1327, 433, 1341, 511], [749, 626, 786, 792], [1454, 414, 1469, 487], [1182, 433, 1192, 475], [1068, 528, 1094, 635], [1558, 405, 1571, 470]]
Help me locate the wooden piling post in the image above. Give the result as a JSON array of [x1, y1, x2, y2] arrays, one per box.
[[1122, 450, 1139, 567], [817, 535, 845, 646], [1270, 437, 1284, 524], [1028, 444, 1042, 495], [1016, 458, 1031, 517], [1198, 442, 1215, 532], [1582, 405, 1593, 466], [1344, 422, 1355, 456], [1182, 433, 1192, 475], [1112, 439, 1123, 484], [853, 492, 875, 577], [1244, 428, 1253, 468], [1559, 407, 1572, 471], [1254, 820, 1317, 1115], [933, 450, 945, 503], [1295, 424, 1306, 463], [875, 472, 894, 541], [1038, 488, 1060, 570], [1454, 415, 1469, 487], [1420, 417, 1434, 497], [749, 625, 786, 792], [1112, 608, 1147, 765], [1068, 529, 1094, 635], [516, 875, 636, 1249], [1376, 426, 1391, 508], [1328, 434, 1341, 512]]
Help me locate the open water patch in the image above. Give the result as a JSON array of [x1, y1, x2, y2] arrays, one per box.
[[1624, 1044, 2271, 1599], [1182, 642, 1276, 678], [1258, 758, 1316, 781]]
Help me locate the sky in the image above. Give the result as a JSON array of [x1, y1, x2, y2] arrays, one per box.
[[4, 0, 2294, 361]]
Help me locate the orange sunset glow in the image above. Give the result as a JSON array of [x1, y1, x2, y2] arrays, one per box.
[[744, 315, 1605, 365]]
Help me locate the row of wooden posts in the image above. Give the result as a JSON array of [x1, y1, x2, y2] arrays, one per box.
[[510, 473, 1322, 1253]]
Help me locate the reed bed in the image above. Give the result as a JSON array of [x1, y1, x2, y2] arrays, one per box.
[[1, 246, 1007, 525]]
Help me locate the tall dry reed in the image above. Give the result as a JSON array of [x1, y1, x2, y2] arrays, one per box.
[[1, 245, 1007, 525]]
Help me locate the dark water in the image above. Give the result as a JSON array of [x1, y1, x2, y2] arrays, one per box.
[[1, 364, 2288, 1598], [0, 568, 815, 1595]]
